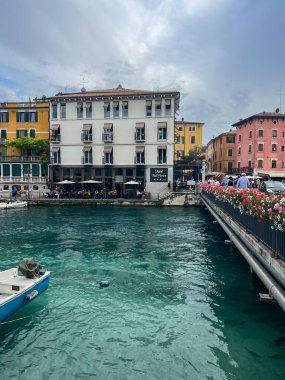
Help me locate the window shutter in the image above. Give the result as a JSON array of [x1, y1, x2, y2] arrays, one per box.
[[1, 130, 7, 139], [35, 112, 38, 122], [24, 130, 28, 137], [16, 130, 20, 138], [30, 129, 36, 138], [16, 112, 19, 122], [25, 112, 29, 122], [6, 112, 9, 122]]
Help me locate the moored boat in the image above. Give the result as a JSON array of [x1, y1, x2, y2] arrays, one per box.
[[0, 200, 28, 209], [0, 258, 50, 323]]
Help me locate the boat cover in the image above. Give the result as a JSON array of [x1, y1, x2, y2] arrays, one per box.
[[19, 258, 38, 278]]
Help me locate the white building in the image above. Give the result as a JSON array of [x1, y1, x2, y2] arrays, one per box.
[[47, 86, 180, 198]]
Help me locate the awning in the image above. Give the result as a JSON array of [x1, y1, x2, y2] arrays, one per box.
[[51, 124, 60, 130], [76, 103, 83, 109], [257, 170, 285, 178], [135, 122, 145, 129], [104, 123, 113, 130], [104, 146, 113, 153], [104, 101, 110, 108], [146, 100, 152, 106], [135, 146, 145, 152], [51, 147, 60, 152], [157, 122, 167, 128], [155, 99, 161, 105], [165, 99, 171, 105], [122, 101, 128, 106], [113, 101, 119, 107], [85, 102, 92, 108], [157, 146, 167, 149], [83, 146, 92, 152], [82, 124, 92, 131]]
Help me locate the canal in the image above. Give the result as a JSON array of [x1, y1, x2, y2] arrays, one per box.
[[0, 206, 284, 379]]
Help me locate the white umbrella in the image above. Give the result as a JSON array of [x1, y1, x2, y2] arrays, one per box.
[[57, 180, 75, 184], [124, 180, 140, 185], [80, 180, 102, 184]]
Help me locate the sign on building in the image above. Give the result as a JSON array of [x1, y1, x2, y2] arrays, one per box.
[[150, 168, 168, 182]]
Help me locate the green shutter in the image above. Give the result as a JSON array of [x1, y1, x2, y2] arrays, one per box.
[[6, 112, 9, 122], [16, 130, 20, 138], [23, 164, 30, 175], [25, 112, 29, 122], [32, 164, 39, 176], [16, 112, 19, 122], [12, 164, 21, 176], [30, 129, 36, 138], [3, 164, 10, 176], [35, 112, 38, 122], [1, 130, 7, 139], [24, 130, 28, 137]]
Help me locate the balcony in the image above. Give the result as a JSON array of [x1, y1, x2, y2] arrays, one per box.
[[231, 167, 253, 174], [102, 157, 113, 165], [134, 158, 145, 165], [0, 138, 7, 145], [50, 135, 61, 143], [50, 157, 61, 165], [134, 132, 145, 142], [81, 133, 93, 143], [0, 156, 41, 163], [102, 132, 113, 142], [81, 156, 93, 165]]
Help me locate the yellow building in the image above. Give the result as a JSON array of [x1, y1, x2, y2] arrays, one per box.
[[0, 101, 49, 196], [174, 120, 203, 160]]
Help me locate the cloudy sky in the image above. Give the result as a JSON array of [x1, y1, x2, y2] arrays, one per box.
[[1, 0, 285, 143]]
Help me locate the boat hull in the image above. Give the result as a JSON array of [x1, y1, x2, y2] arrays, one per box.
[[0, 274, 50, 323]]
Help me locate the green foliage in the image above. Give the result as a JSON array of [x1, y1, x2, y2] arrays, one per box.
[[7, 137, 49, 155]]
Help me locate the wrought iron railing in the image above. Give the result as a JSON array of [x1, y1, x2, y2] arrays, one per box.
[[202, 191, 285, 260]]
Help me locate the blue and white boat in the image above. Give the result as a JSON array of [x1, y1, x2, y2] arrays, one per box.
[[0, 259, 50, 323]]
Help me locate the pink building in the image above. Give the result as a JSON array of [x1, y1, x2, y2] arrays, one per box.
[[232, 111, 285, 179]]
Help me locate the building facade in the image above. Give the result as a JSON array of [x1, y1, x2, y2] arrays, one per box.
[[0, 101, 49, 196], [47, 87, 180, 197], [232, 111, 285, 178], [174, 120, 203, 160], [205, 130, 236, 175]]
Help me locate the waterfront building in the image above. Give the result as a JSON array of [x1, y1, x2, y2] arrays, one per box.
[[0, 101, 49, 197], [232, 110, 285, 178], [46, 86, 180, 197], [174, 119, 203, 160], [205, 130, 236, 176]]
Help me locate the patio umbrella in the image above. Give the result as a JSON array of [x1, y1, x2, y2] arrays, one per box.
[[57, 180, 75, 184], [124, 180, 140, 185], [80, 180, 102, 184]]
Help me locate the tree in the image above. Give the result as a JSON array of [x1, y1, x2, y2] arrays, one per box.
[[7, 137, 49, 158]]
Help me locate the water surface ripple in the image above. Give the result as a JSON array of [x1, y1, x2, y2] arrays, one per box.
[[0, 206, 285, 379]]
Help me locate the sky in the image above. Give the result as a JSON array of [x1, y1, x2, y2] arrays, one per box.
[[1, 0, 285, 143]]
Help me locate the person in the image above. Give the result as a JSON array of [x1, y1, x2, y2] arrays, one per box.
[[221, 175, 229, 186], [0, 188, 3, 198], [234, 175, 240, 187], [236, 173, 251, 189], [227, 176, 234, 186], [12, 187, 17, 198]]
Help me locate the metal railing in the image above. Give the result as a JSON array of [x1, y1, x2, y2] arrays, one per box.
[[202, 191, 285, 260], [0, 156, 41, 163]]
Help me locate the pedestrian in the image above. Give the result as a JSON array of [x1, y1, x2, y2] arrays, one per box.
[[227, 176, 234, 186], [0, 188, 3, 198], [236, 173, 251, 189], [221, 175, 229, 186], [12, 187, 17, 198]]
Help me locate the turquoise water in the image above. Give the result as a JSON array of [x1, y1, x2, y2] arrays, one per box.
[[0, 206, 285, 380]]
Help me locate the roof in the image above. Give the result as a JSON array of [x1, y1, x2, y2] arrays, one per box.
[[45, 87, 180, 101], [232, 111, 285, 127], [175, 121, 204, 125]]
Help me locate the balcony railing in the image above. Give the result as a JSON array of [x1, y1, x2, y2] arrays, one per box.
[[0, 156, 41, 163], [102, 132, 113, 142], [81, 156, 93, 165], [50, 135, 61, 142], [134, 157, 145, 165], [81, 133, 93, 142], [0, 176, 47, 183], [102, 157, 113, 165], [134, 132, 145, 142], [50, 157, 61, 165], [231, 167, 253, 174], [0, 138, 7, 145]]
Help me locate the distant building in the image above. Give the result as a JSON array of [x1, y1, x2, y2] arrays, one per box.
[[232, 111, 285, 178], [206, 130, 236, 175], [46, 86, 180, 197], [0, 101, 49, 196], [174, 120, 203, 160]]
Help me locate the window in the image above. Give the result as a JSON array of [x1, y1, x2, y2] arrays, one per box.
[[272, 129, 277, 138], [228, 148, 233, 157], [177, 136, 184, 144], [51, 148, 60, 164], [113, 101, 119, 118], [86, 103, 92, 119], [158, 147, 167, 164], [135, 147, 145, 164], [29, 112, 37, 122], [227, 162, 233, 171], [282, 146, 285, 152], [226, 136, 235, 143], [157, 122, 167, 140], [146, 100, 152, 117], [282, 161, 285, 168], [272, 160, 277, 168], [77, 103, 83, 119], [122, 101, 128, 117], [165, 99, 171, 116], [104, 102, 110, 118], [248, 160, 252, 168], [155, 100, 161, 117], [60, 103, 66, 119], [0, 112, 9, 122], [1, 129, 7, 142], [52, 104, 58, 119], [249, 130, 252, 139], [258, 129, 263, 137], [16, 130, 27, 138], [272, 143, 277, 152], [258, 143, 263, 152], [82, 124, 92, 142], [30, 129, 36, 138], [104, 147, 113, 164], [248, 145, 252, 153], [17, 112, 26, 122], [103, 123, 113, 142], [135, 123, 145, 141], [50, 124, 60, 142], [178, 127, 183, 131], [238, 135, 241, 142], [258, 159, 263, 168], [189, 127, 196, 132], [191, 136, 195, 144], [177, 150, 184, 158], [238, 147, 241, 155], [82, 147, 92, 164]]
